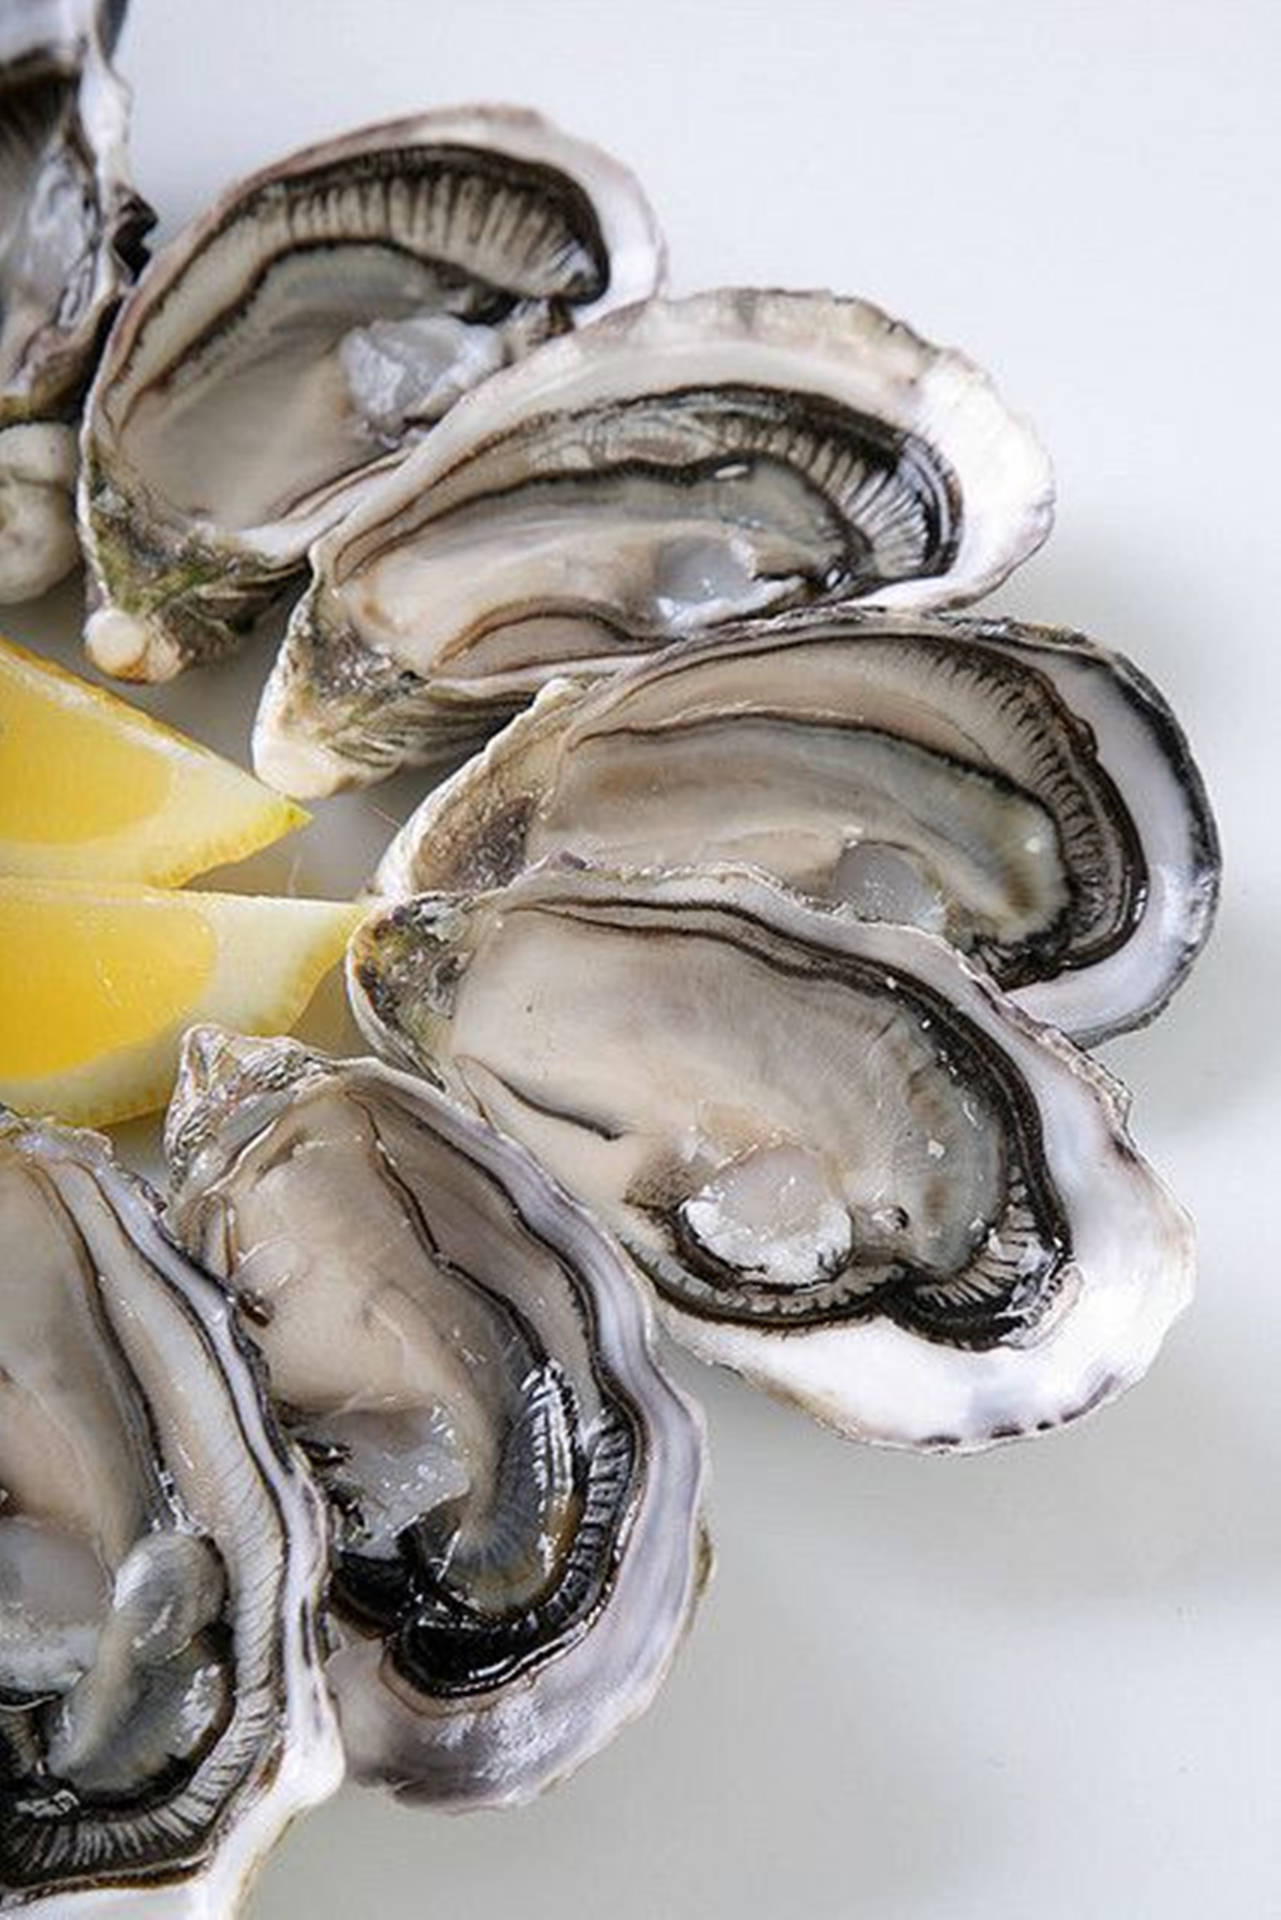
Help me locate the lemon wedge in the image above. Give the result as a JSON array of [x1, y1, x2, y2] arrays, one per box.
[[0, 880, 364, 1125], [0, 634, 308, 882]]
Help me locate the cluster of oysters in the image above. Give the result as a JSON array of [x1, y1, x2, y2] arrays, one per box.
[[1, 4, 1220, 1914]]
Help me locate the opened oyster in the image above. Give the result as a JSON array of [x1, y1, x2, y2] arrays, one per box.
[[80, 105, 664, 682], [0, 1111, 342, 1913], [375, 608, 1219, 1044], [350, 866, 1193, 1451], [0, 0, 151, 603], [164, 1029, 708, 1808], [253, 288, 1053, 796]]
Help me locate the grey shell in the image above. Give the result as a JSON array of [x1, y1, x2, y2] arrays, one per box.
[[0, 0, 151, 602], [348, 865, 1194, 1453], [79, 105, 664, 681], [163, 1029, 709, 1809], [252, 288, 1054, 797], [0, 1111, 342, 1915], [373, 608, 1220, 1045]]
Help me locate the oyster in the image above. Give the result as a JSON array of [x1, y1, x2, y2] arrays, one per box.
[[80, 105, 664, 682], [374, 609, 1220, 1044], [349, 866, 1193, 1452], [0, 0, 151, 603], [164, 1029, 708, 1808], [252, 288, 1054, 797], [0, 1111, 342, 1912]]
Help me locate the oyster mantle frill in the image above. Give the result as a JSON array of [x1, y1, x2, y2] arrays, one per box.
[[0, 1111, 343, 1914], [349, 866, 1194, 1451], [164, 1028, 709, 1808]]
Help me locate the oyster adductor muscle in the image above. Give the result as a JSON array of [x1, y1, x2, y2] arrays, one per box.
[[0, 0, 152, 603], [253, 288, 1054, 797], [163, 1029, 708, 1808], [0, 1111, 342, 1914], [349, 867, 1193, 1452], [374, 609, 1219, 1044], [80, 105, 664, 682]]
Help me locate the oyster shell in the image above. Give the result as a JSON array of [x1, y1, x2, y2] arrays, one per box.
[[374, 608, 1220, 1044], [349, 866, 1193, 1452], [164, 1028, 708, 1808], [0, 0, 151, 603], [80, 105, 664, 682], [252, 288, 1054, 797], [0, 1111, 343, 1913]]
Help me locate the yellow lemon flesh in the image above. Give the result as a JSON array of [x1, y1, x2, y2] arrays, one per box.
[[0, 635, 308, 882], [0, 880, 364, 1125]]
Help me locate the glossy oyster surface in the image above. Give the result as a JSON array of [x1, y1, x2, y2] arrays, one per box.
[[253, 288, 1053, 797], [81, 105, 664, 683], [349, 866, 1193, 1452], [164, 1028, 708, 1808], [0, 0, 151, 603], [0, 1111, 343, 1914], [375, 608, 1220, 1044]]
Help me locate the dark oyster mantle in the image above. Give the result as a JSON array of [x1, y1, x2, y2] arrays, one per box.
[[164, 1029, 708, 1807], [349, 866, 1194, 1451], [0, 1111, 342, 1913]]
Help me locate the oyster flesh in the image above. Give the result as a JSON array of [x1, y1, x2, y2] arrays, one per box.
[[164, 1028, 708, 1808], [80, 105, 664, 682], [253, 288, 1054, 796], [374, 608, 1220, 1045], [0, 1111, 343, 1913], [0, 0, 151, 603], [349, 866, 1194, 1452]]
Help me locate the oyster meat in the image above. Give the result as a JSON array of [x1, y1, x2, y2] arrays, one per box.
[[375, 608, 1219, 1044], [164, 1029, 708, 1808], [349, 866, 1194, 1452], [80, 105, 664, 682], [253, 288, 1054, 796], [0, 0, 151, 603], [0, 1111, 342, 1913]]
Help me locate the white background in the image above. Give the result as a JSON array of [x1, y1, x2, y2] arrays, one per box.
[[13, 2, 1280, 1915]]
